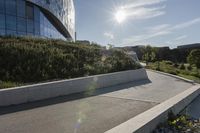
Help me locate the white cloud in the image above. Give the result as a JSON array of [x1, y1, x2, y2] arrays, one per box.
[[122, 17, 200, 45], [172, 18, 200, 30], [127, 6, 166, 20], [125, 0, 167, 8], [104, 32, 114, 39], [119, 0, 167, 21], [174, 35, 188, 41]]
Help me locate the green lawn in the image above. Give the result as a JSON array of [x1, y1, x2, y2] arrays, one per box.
[[146, 61, 200, 83]]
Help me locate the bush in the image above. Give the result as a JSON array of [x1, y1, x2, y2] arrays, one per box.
[[0, 37, 141, 84], [179, 64, 186, 70], [187, 49, 200, 68], [187, 65, 192, 71], [173, 63, 179, 68], [164, 60, 173, 65]]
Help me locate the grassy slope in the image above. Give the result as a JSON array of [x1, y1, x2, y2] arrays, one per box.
[[147, 61, 200, 83]]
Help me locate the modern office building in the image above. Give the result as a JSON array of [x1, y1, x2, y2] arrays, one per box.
[[0, 0, 75, 41]]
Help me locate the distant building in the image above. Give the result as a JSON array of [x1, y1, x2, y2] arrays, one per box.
[[0, 0, 75, 41], [177, 43, 200, 49]]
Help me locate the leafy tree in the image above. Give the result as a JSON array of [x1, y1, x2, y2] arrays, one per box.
[[142, 45, 157, 65], [187, 49, 200, 68]]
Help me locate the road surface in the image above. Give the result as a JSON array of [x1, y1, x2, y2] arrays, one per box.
[[0, 70, 194, 133]]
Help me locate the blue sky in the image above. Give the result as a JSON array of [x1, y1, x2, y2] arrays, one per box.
[[75, 0, 200, 48]]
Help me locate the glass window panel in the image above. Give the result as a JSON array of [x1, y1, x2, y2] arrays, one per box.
[[17, 0, 25, 17], [0, 14, 5, 29], [27, 19, 34, 33], [0, 29, 5, 36], [6, 15, 16, 30], [7, 30, 17, 36], [26, 3, 33, 20], [17, 17, 26, 32], [0, 0, 5, 13], [40, 24, 44, 36], [27, 32, 33, 36], [17, 31, 26, 36], [34, 22, 40, 35], [6, 0, 16, 15], [34, 6, 40, 22]]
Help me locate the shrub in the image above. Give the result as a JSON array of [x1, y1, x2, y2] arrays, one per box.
[[187, 65, 192, 71], [173, 63, 179, 68], [187, 49, 200, 68], [164, 60, 173, 65], [179, 64, 186, 70], [0, 37, 141, 84]]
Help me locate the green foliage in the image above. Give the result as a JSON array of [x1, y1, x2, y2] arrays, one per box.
[[0, 81, 19, 89], [187, 49, 200, 68], [0, 37, 140, 85], [187, 65, 192, 71], [179, 64, 186, 70], [173, 63, 179, 68], [104, 50, 141, 73], [164, 60, 173, 65], [147, 61, 200, 83], [142, 45, 158, 64]]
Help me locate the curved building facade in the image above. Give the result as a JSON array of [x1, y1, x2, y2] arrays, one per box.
[[0, 0, 75, 40]]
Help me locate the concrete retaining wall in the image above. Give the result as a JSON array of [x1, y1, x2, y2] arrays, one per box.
[[0, 68, 148, 106], [105, 85, 200, 133]]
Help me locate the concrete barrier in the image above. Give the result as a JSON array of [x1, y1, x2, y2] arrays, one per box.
[[0, 68, 148, 106], [105, 85, 200, 133]]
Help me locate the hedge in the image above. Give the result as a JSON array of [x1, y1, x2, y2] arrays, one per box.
[[0, 36, 141, 83]]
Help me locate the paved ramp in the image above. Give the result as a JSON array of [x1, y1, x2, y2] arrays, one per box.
[[0, 70, 194, 133]]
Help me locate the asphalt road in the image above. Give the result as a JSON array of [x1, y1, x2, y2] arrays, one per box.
[[0, 70, 194, 133]]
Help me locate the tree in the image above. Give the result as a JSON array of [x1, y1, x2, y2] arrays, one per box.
[[187, 49, 200, 68], [142, 45, 157, 65]]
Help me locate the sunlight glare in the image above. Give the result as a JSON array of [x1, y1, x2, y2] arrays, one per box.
[[115, 9, 127, 23]]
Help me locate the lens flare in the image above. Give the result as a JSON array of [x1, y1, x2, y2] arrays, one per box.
[[115, 9, 127, 23]]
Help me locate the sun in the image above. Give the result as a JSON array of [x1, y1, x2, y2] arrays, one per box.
[[115, 9, 127, 23]]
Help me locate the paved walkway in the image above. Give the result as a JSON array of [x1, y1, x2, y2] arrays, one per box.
[[0, 70, 194, 133]]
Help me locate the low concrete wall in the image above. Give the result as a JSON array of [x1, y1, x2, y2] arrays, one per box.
[[105, 85, 200, 133], [0, 68, 148, 106]]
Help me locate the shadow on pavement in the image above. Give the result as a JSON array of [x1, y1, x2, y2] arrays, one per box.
[[0, 79, 151, 115]]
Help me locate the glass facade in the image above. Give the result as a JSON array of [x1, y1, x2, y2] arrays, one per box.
[[0, 0, 75, 40]]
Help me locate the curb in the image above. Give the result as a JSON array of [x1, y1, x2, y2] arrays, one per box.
[[105, 85, 200, 133]]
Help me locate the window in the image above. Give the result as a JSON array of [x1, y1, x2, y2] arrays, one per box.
[[17, 17, 26, 32], [17, 0, 25, 17], [34, 6, 40, 22], [6, 0, 16, 15], [0, 14, 5, 29], [0, 0, 5, 13], [26, 3, 34, 20], [6, 15, 16, 30], [27, 19, 34, 33], [17, 31, 26, 36], [7, 30, 16, 35], [34, 22, 40, 35], [0, 29, 5, 36]]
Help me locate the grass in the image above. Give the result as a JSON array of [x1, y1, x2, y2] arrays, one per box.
[[146, 61, 200, 83], [0, 81, 20, 89]]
